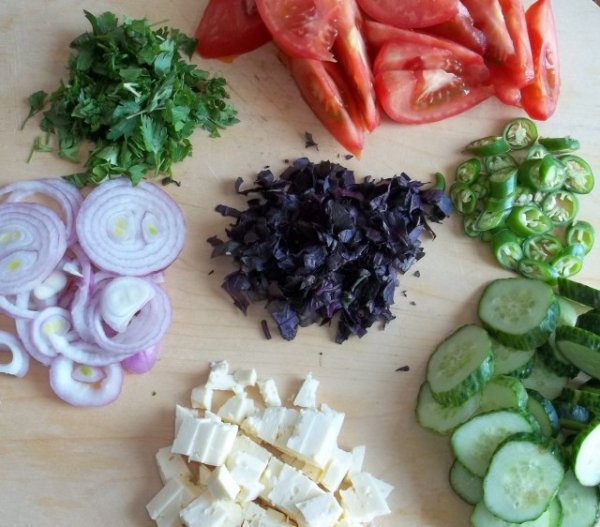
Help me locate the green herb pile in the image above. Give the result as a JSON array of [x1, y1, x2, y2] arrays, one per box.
[[24, 11, 238, 187]]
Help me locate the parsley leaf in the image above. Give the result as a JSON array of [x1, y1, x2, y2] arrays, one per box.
[[24, 11, 238, 187]]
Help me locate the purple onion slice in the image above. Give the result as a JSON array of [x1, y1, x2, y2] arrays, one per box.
[[0, 331, 30, 377]]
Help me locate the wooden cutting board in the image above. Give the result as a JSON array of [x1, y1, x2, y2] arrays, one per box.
[[1, 1, 600, 525]]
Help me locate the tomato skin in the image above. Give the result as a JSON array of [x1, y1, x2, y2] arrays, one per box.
[[357, 0, 459, 29], [333, 0, 380, 132], [375, 69, 492, 124], [374, 41, 459, 75], [497, 0, 534, 87], [520, 0, 560, 121], [255, 0, 341, 61], [287, 55, 365, 156], [196, 0, 271, 59]]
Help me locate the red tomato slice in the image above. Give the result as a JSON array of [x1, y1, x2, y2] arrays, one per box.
[[375, 69, 492, 124], [287, 55, 365, 156], [356, 0, 459, 29], [423, 1, 487, 55], [195, 0, 272, 59], [497, 0, 534, 87], [520, 0, 560, 120], [333, 0, 380, 132], [374, 41, 460, 76], [255, 0, 341, 61]]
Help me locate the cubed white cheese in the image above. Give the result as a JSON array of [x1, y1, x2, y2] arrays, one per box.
[[242, 502, 290, 527], [191, 386, 213, 411], [179, 492, 226, 527], [172, 414, 204, 457], [371, 474, 394, 499], [296, 492, 343, 527], [293, 372, 319, 408], [146, 476, 200, 522], [175, 405, 198, 436], [225, 435, 271, 503], [217, 393, 257, 424], [319, 448, 352, 492], [188, 420, 238, 466], [234, 368, 258, 388], [198, 464, 212, 487], [346, 445, 365, 479], [207, 465, 240, 501], [257, 378, 282, 407], [285, 405, 344, 469], [156, 446, 192, 484], [206, 360, 237, 391], [339, 472, 391, 523], [242, 407, 298, 449]]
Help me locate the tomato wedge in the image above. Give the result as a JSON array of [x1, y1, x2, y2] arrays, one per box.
[[423, 1, 487, 55], [255, 0, 341, 61], [333, 0, 380, 132], [356, 0, 459, 29], [195, 0, 271, 59], [497, 0, 534, 87], [375, 69, 492, 124], [374, 41, 460, 76], [520, 0, 560, 120], [286, 55, 364, 156]]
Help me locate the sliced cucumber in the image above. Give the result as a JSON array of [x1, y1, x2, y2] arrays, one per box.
[[426, 324, 494, 406], [491, 339, 535, 378], [527, 389, 560, 438], [557, 469, 599, 527], [555, 326, 600, 380], [451, 409, 539, 478], [557, 296, 579, 327], [546, 498, 563, 527], [554, 401, 591, 432], [415, 382, 480, 435], [471, 500, 554, 527], [571, 419, 600, 486], [557, 278, 600, 310], [576, 310, 600, 336], [558, 386, 600, 414], [483, 433, 565, 523], [521, 355, 568, 401], [537, 339, 579, 378], [479, 375, 528, 413], [449, 459, 483, 505], [478, 278, 559, 349]]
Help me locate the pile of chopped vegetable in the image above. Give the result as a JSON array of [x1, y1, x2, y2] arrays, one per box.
[[208, 157, 452, 343], [24, 11, 238, 187], [0, 178, 185, 406], [147, 360, 393, 526], [447, 118, 595, 282]]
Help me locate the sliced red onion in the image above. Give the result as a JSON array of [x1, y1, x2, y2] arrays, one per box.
[[121, 345, 160, 374], [0, 331, 30, 377], [100, 276, 157, 333], [0, 294, 40, 319], [71, 364, 106, 383], [30, 306, 72, 360], [15, 318, 52, 366], [48, 334, 131, 366], [0, 202, 67, 295], [87, 276, 172, 355], [75, 179, 185, 276], [49, 355, 124, 407], [0, 179, 82, 245]]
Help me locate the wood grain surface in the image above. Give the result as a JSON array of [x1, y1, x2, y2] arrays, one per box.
[[1, 1, 600, 526]]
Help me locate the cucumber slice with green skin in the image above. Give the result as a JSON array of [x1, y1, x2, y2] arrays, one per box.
[[426, 324, 494, 407], [479, 375, 529, 413], [558, 387, 600, 414], [554, 401, 591, 432], [451, 409, 539, 478], [557, 469, 600, 527], [491, 339, 535, 378], [522, 355, 568, 401], [478, 278, 559, 350], [527, 389, 560, 438], [537, 340, 580, 378], [471, 500, 555, 527], [546, 497, 563, 527], [571, 419, 600, 486], [415, 382, 480, 435], [483, 433, 565, 523], [557, 278, 600, 310], [576, 310, 600, 336], [449, 459, 483, 505], [557, 296, 579, 327], [555, 326, 600, 380]]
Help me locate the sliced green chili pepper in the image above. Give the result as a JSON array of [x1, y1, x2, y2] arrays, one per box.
[[483, 153, 517, 173], [518, 258, 559, 284], [506, 205, 553, 237], [514, 185, 535, 206], [470, 178, 489, 200], [449, 182, 477, 215], [522, 233, 564, 262], [538, 136, 580, 154], [518, 156, 565, 193], [541, 190, 579, 226], [432, 172, 447, 191], [488, 167, 518, 199], [464, 136, 511, 156], [463, 213, 481, 238], [485, 193, 516, 213], [475, 208, 510, 232], [526, 144, 550, 160], [491, 229, 524, 270], [503, 118, 538, 150], [566, 220, 595, 255], [551, 245, 585, 278], [560, 155, 594, 194], [455, 159, 481, 184]]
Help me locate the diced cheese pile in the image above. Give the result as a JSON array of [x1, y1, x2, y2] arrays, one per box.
[[147, 361, 393, 527]]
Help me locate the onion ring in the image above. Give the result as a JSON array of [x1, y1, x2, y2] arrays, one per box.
[[75, 179, 185, 275], [0, 331, 30, 377], [121, 345, 161, 374]]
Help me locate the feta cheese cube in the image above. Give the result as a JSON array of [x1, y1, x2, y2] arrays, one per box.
[[346, 445, 365, 479], [155, 446, 192, 484], [217, 393, 257, 424], [206, 360, 237, 391], [225, 436, 271, 502], [242, 502, 290, 527], [296, 492, 343, 527], [319, 448, 352, 492], [257, 378, 282, 407], [207, 465, 240, 501], [191, 386, 213, 411], [293, 372, 319, 408], [234, 368, 258, 388], [339, 472, 391, 523], [175, 405, 198, 436], [242, 407, 298, 449], [146, 476, 200, 522], [179, 492, 226, 527]]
